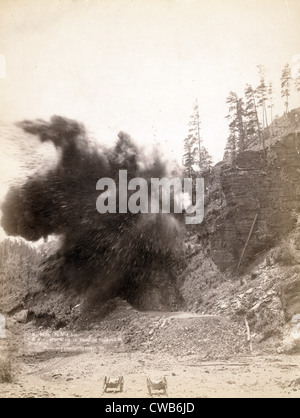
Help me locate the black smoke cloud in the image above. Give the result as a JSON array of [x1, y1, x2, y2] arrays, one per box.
[[1, 116, 185, 302]]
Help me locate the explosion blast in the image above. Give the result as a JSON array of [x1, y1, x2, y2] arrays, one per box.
[[1, 116, 185, 304]]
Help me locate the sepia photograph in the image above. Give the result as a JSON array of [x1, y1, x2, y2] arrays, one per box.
[[0, 0, 300, 400]]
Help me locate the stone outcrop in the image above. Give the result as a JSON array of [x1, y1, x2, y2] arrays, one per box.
[[199, 132, 300, 271]]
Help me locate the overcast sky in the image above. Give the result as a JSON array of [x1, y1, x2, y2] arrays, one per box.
[[0, 0, 300, 166]]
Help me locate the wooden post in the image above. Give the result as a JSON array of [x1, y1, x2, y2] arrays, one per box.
[[245, 318, 253, 354], [236, 213, 258, 272]]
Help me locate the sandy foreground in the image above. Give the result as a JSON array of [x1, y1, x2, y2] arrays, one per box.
[[1, 311, 300, 398]]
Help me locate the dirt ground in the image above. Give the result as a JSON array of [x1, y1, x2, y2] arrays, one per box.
[[2, 351, 300, 398], [1, 306, 300, 398]]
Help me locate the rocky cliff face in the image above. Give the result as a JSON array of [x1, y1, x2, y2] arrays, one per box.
[[179, 132, 300, 350], [125, 132, 300, 312], [199, 132, 300, 272]]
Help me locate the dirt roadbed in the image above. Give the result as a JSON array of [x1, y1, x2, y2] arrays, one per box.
[[1, 317, 300, 398], [1, 349, 300, 398]]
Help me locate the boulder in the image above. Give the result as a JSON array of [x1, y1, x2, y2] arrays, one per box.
[[14, 310, 28, 324]]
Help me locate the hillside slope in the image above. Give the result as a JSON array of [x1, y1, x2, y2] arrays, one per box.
[[1, 111, 300, 357]]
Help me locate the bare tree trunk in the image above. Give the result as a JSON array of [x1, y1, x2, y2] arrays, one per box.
[[196, 112, 201, 171], [270, 105, 273, 136], [252, 92, 262, 148], [264, 103, 268, 128]]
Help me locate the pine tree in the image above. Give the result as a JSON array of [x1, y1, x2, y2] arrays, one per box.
[[187, 100, 202, 171], [225, 92, 246, 152], [223, 131, 237, 164], [267, 82, 274, 123], [244, 84, 261, 147], [257, 65, 268, 129], [281, 63, 292, 113], [183, 101, 212, 175], [183, 134, 196, 178], [199, 145, 212, 172], [267, 81, 275, 136]]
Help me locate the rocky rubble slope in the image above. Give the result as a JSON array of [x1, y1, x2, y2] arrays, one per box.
[[180, 219, 300, 354]]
